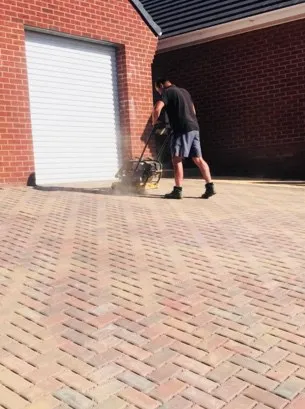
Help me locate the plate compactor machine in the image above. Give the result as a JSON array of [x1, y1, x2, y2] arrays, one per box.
[[111, 123, 171, 194]]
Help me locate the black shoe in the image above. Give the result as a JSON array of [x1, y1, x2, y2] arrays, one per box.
[[164, 186, 183, 199], [202, 183, 216, 199]]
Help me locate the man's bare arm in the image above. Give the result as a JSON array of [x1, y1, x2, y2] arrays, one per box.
[[152, 100, 165, 125]]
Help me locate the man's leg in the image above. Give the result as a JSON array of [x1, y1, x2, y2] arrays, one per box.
[[191, 132, 216, 199], [164, 156, 184, 199], [164, 134, 185, 199], [173, 156, 184, 187], [192, 157, 212, 184]]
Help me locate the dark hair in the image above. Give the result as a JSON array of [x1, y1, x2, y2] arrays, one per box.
[[155, 78, 170, 87]]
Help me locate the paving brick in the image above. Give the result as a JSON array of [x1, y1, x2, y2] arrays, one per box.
[[174, 354, 211, 376], [0, 383, 30, 409], [222, 395, 256, 409], [158, 395, 192, 409], [266, 361, 298, 382], [149, 364, 182, 384], [88, 363, 124, 383], [214, 377, 249, 402], [151, 379, 186, 403], [295, 367, 305, 379], [117, 355, 154, 377], [0, 352, 34, 375], [118, 370, 155, 392], [141, 324, 168, 340], [114, 327, 148, 347], [198, 334, 227, 352], [239, 314, 262, 327], [170, 340, 207, 361], [178, 370, 218, 392], [210, 308, 242, 323], [27, 362, 64, 383], [54, 387, 93, 409], [252, 334, 281, 352], [287, 353, 305, 367], [230, 354, 269, 374], [225, 340, 262, 358], [165, 318, 196, 334], [140, 313, 165, 327], [31, 349, 65, 368], [245, 386, 289, 409], [286, 394, 305, 409], [217, 327, 254, 346], [94, 395, 127, 409], [145, 348, 177, 367], [22, 384, 48, 401], [42, 312, 68, 327], [207, 361, 241, 383], [117, 308, 144, 323], [274, 376, 305, 400], [269, 329, 305, 345], [165, 327, 200, 346], [37, 377, 63, 393], [115, 318, 144, 333], [24, 397, 60, 409], [57, 370, 95, 392], [90, 379, 127, 402], [279, 340, 305, 356], [183, 386, 225, 409], [214, 317, 248, 334], [163, 307, 195, 322], [119, 387, 160, 409], [237, 369, 279, 391], [59, 340, 94, 361], [92, 335, 129, 352], [144, 335, 174, 353], [116, 342, 151, 361], [246, 323, 272, 338], [87, 348, 122, 367], [258, 347, 289, 366], [195, 323, 221, 339], [0, 365, 33, 392], [202, 347, 234, 367], [189, 311, 213, 326], [263, 318, 298, 335]]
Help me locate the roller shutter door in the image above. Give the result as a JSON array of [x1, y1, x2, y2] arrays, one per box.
[[25, 31, 120, 184]]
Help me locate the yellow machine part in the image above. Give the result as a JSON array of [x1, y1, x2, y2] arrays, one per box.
[[111, 180, 159, 194], [143, 182, 159, 190]]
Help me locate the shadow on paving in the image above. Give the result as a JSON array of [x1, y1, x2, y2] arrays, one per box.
[[33, 185, 204, 199], [33, 185, 161, 198]]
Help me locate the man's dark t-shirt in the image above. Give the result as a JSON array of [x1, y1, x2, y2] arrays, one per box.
[[161, 85, 199, 134]]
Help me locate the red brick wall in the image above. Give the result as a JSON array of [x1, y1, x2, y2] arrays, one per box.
[[0, 0, 157, 184], [153, 20, 305, 179]]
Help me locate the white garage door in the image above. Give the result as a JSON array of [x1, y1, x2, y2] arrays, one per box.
[[25, 31, 120, 184]]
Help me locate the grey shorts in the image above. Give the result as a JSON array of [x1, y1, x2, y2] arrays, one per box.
[[170, 130, 202, 158]]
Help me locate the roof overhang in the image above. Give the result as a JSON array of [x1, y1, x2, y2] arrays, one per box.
[[129, 0, 162, 36], [157, 3, 305, 53]]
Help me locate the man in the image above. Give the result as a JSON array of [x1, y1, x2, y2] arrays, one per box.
[[152, 78, 215, 199]]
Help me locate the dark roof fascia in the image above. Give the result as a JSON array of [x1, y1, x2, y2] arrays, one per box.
[[129, 0, 162, 36]]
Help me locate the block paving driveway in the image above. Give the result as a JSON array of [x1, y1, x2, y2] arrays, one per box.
[[0, 180, 305, 409]]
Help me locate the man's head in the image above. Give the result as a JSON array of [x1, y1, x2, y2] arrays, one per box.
[[155, 78, 172, 95]]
